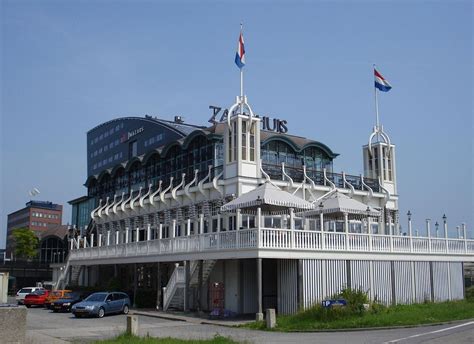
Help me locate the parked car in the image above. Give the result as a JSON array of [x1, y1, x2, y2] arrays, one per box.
[[15, 287, 44, 305], [71, 292, 130, 318], [51, 292, 84, 312], [44, 289, 72, 309], [24, 289, 50, 307]]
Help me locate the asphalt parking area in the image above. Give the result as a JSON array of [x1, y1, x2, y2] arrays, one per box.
[[25, 305, 474, 344]]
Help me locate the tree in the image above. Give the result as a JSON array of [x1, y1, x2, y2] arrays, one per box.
[[11, 228, 39, 259]]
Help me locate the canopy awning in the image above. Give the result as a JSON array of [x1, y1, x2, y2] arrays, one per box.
[[304, 191, 380, 217], [220, 182, 314, 213]]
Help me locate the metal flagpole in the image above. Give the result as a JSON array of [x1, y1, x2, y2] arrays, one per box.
[[240, 23, 244, 116], [373, 64, 380, 141]]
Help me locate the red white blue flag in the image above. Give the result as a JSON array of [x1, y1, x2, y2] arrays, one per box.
[[374, 68, 392, 92], [235, 30, 245, 69]]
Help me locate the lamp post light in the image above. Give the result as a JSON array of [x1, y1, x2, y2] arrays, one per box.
[[366, 206, 371, 234], [407, 210, 413, 237], [442, 214, 448, 238], [435, 221, 439, 238]]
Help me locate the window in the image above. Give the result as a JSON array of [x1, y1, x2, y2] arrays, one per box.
[[129, 141, 138, 158], [242, 120, 247, 160], [250, 122, 255, 161], [99, 134, 103, 140]]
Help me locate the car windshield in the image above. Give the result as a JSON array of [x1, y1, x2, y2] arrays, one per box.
[[32, 290, 45, 295], [50, 291, 61, 297], [19, 288, 32, 294], [85, 293, 107, 302]]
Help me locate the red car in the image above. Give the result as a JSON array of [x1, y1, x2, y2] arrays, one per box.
[[24, 289, 50, 308]]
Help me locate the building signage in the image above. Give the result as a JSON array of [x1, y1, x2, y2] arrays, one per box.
[[121, 127, 144, 143], [208, 105, 288, 134]]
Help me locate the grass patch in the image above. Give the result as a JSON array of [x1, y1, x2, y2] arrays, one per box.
[[93, 333, 240, 344], [244, 300, 474, 331]]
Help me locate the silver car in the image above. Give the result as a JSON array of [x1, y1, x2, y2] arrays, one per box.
[[71, 292, 131, 318]]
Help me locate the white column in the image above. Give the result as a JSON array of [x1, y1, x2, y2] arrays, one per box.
[[90, 234, 94, 248], [217, 213, 221, 232], [463, 223, 467, 253], [186, 219, 191, 236], [107, 230, 111, 246], [115, 230, 119, 245], [344, 212, 349, 250], [136, 227, 140, 242], [77, 235, 81, 249], [289, 208, 295, 248], [426, 219, 431, 252], [147, 224, 151, 241], [236, 209, 241, 230], [159, 223, 163, 240], [408, 215, 413, 252], [98, 234, 102, 247], [125, 227, 129, 244], [456, 226, 461, 239], [199, 214, 204, 234], [257, 207, 262, 248], [320, 212, 325, 250], [171, 220, 176, 238], [70, 238, 74, 250]]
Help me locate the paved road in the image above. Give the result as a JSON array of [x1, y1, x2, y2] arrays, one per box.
[[25, 306, 474, 344]]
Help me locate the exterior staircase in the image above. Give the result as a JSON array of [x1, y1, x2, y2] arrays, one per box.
[[163, 260, 216, 311]]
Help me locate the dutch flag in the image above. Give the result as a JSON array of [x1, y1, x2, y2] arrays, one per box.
[[374, 68, 392, 92], [235, 30, 245, 69]]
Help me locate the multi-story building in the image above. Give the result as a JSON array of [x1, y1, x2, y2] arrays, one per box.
[[56, 86, 473, 318]]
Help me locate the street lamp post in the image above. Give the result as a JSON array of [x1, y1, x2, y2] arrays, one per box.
[[407, 210, 413, 252]]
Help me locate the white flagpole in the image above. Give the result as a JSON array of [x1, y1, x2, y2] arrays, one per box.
[[374, 64, 380, 131], [240, 23, 244, 115]]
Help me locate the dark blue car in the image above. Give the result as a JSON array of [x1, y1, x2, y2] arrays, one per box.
[[71, 292, 130, 318]]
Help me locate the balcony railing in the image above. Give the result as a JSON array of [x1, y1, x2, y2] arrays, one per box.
[[69, 227, 474, 262], [262, 164, 380, 192]]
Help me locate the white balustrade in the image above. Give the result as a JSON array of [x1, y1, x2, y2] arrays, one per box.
[[67, 226, 474, 262]]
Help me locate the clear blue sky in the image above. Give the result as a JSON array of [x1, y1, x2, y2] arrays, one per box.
[[1, 0, 472, 248]]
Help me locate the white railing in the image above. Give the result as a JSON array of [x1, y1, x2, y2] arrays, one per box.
[[163, 265, 185, 311], [68, 228, 474, 262], [54, 257, 70, 290]]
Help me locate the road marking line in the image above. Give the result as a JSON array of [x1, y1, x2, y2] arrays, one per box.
[[384, 321, 474, 343]]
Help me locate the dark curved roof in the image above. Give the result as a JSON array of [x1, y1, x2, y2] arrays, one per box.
[[88, 116, 205, 136]]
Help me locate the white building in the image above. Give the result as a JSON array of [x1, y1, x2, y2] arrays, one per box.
[[56, 84, 473, 318]]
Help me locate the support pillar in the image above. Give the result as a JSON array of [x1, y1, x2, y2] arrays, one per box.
[[156, 262, 161, 310], [125, 227, 129, 244], [184, 260, 191, 312], [159, 224, 163, 240], [320, 212, 325, 250], [199, 214, 204, 234], [98, 234, 102, 247], [171, 220, 176, 238], [135, 227, 139, 242], [133, 264, 138, 307], [197, 260, 203, 312], [256, 258, 263, 321], [147, 224, 151, 241], [115, 230, 119, 245], [107, 230, 111, 246]]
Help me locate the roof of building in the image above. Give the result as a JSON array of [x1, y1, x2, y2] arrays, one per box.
[[37, 225, 69, 241], [7, 200, 63, 217]]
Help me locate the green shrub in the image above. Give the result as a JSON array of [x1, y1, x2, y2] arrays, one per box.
[[466, 286, 474, 301]]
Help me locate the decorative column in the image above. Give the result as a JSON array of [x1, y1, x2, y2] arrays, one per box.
[[443, 214, 448, 253], [407, 210, 413, 252], [256, 207, 262, 248], [159, 224, 163, 240], [171, 220, 176, 238], [290, 208, 295, 249], [256, 258, 263, 321], [344, 212, 349, 251], [115, 230, 119, 245], [426, 219, 431, 253], [125, 227, 129, 244], [147, 224, 151, 241], [98, 233, 102, 247], [462, 223, 467, 253], [186, 219, 191, 236], [236, 209, 241, 230], [107, 230, 111, 246], [319, 202, 325, 250]]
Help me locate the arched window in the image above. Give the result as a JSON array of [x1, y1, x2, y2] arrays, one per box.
[[40, 236, 66, 263]]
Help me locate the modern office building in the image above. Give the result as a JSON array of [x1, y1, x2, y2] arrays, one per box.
[[6, 201, 63, 257], [56, 84, 473, 317]]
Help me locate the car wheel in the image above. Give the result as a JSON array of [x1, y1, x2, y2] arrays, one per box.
[[122, 305, 129, 314], [53, 309, 58, 313], [98, 307, 105, 318], [25, 305, 31, 308], [74, 314, 81, 318]]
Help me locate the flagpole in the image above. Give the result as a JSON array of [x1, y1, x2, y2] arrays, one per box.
[[373, 64, 380, 143], [240, 23, 244, 115]]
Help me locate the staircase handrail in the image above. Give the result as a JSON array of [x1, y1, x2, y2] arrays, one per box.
[[163, 265, 185, 311], [54, 254, 71, 290]]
